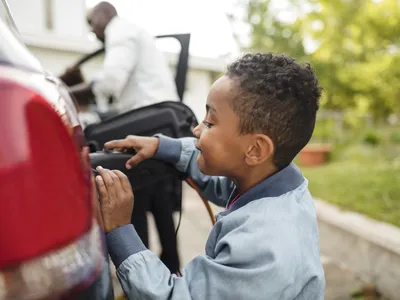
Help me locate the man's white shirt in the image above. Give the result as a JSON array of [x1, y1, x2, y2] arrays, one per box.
[[92, 17, 179, 113]]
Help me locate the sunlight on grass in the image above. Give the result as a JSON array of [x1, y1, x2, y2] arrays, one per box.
[[301, 142, 400, 226]]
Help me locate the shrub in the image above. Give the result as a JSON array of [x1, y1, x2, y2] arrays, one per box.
[[363, 131, 381, 146]]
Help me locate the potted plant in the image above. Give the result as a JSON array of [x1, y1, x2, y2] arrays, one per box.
[[299, 143, 332, 167], [299, 117, 334, 167]]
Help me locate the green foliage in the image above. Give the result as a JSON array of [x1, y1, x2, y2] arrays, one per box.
[[297, 122, 400, 226], [244, 0, 307, 59], [312, 117, 341, 142], [302, 140, 400, 227], [362, 130, 381, 146], [231, 0, 400, 226], [231, 0, 400, 119], [390, 131, 400, 145], [303, 0, 400, 119]]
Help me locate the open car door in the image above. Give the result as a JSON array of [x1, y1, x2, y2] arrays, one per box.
[[64, 33, 198, 191]]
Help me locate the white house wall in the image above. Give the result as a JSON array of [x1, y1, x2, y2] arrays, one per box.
[[9, 0, 88, 38], [52, 0, 88, 37], [9, 0, 226, 121], [8, 0, 46, 34]]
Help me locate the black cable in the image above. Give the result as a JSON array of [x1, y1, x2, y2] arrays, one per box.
[[174, 190, 183, 237]]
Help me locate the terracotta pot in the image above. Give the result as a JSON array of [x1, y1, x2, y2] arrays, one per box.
[[299, 144, 331, 167]]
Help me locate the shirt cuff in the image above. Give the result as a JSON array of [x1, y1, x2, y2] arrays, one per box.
[[106, 224, 146, 268], [153, 134, 182, 165]]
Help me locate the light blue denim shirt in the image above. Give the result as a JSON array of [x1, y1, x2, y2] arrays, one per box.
[[106, 136, 325, 300]]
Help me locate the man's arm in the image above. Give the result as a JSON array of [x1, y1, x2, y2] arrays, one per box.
[[154, 135, 235, 207], [91, 37, 137, 106], [69, 82, 93, 97]]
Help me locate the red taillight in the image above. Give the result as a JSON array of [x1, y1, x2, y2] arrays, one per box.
[[0, 77, 92, 267], [0, 220, 105, 300]]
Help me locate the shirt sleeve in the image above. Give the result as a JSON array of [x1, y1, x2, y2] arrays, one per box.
[[91, 30, 137, 111], [107, 218, 305, 300], [153, 134, 235, 207]]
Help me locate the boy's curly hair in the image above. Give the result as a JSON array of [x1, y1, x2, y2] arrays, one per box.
[[226, 53, 322, 169]]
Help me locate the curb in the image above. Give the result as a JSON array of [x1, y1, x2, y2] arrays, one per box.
[[315, 199, 400, 300]]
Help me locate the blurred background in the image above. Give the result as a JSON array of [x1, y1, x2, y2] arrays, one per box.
[[7, 0, 400, 299]]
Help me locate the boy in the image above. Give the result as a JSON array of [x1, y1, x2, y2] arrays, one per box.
[[95, 53, 325, 299]]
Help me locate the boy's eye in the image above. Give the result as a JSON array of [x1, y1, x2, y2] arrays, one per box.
[[202, 120, 214, 128]]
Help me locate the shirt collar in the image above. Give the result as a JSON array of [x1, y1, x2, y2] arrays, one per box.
[[105, 16, 119, 36], [228, 163, 305, 212]]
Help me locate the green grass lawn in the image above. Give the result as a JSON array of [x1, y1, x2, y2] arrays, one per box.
[[299, 127, 400, 227]]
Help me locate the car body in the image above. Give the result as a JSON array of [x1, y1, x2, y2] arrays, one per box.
[[0, 0, 114, 299]]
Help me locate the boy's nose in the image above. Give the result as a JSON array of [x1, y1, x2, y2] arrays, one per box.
[[192, 123, 202, 138]]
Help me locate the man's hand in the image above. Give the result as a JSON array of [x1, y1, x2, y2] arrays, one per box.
[[59, 66, 84, 87], [104, 135, 159, 169], [95, 167, 134, 233], [69, 82, 92, 94]]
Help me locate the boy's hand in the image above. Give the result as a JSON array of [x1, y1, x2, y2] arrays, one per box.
[[104, 135, 159, 169], [95, 167, 134, 233]]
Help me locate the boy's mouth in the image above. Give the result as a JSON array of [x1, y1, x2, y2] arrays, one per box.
[[195, 143, 202, 152]]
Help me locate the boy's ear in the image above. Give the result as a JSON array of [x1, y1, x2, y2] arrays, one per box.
[[245, 134, 274, 166]]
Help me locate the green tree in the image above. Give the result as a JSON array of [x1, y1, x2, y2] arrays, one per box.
[[301, 0, 400, 118], [233, 0, 400, 119], [228, 0, 307, 60]]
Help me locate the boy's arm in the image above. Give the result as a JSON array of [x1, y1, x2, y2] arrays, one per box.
[[153, 135, 235, 207], [107, 220, 306, 300]]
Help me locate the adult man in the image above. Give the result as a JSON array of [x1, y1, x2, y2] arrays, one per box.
[[69, 1, 181, 274], [70, 1, 179, 113]]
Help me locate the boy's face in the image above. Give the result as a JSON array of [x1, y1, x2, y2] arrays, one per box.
[[193, 76, 252, 178]]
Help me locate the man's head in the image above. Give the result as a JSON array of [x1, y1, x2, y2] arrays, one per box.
[[193, 53, 321, 181], [87, 1, 117, 43]]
